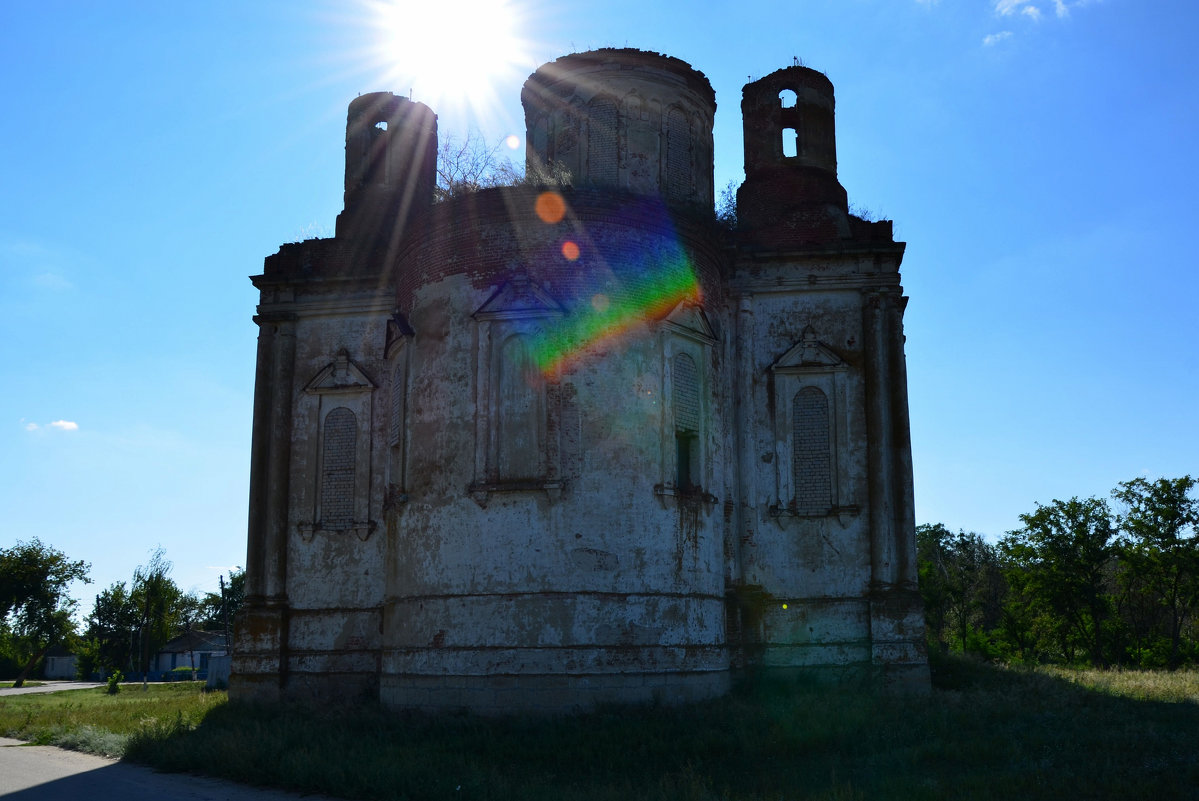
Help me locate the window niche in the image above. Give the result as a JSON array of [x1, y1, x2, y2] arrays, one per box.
[[656, 301, 717, 503], [496, 334, 546, 480], [768, 326, 856, 524], [673, 352, 700, 491], [792, 386, 832, 515], [587, 94, 619, 185], [469, 276, 565, 506], [664, 106, 692, 201], [297, 350, 377, 542]]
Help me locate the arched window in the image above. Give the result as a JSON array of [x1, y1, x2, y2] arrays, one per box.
[[365, 117, 390, 186], [792, 387, 831, 514], [779, 88, 798, 109], [782, 128, 798, 158], [497, 336, 545, 480], [673, 352, 700, 490], [320, 407, 357, 529]]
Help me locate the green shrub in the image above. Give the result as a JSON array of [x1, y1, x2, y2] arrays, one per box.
[[106, 670, 123, 695], [167, 666, 197, 682]]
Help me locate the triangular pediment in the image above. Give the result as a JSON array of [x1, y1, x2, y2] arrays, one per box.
[[304, 350, 377, 393], [772, 326, 846, 371], [473, 275, 564, 321], [662, 301, 717, 344]]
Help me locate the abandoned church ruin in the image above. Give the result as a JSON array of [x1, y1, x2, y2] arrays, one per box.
[[232, 49, 927, 711]]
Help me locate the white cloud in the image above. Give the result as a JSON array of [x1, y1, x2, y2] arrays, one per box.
[[23, 419, 79, 432], [995, 0, 1034, 16], [983, 31, 1014, 45], [997, 0, 1095, 21]]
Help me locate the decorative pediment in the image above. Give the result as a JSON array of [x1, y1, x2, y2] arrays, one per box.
[[661, 301, 717, 344], [304, 350, 377, 393], [771, 326, 846, 372], [472, 275, 564, 321]]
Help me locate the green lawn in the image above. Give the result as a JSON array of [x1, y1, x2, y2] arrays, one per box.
[[0, 682, 222, 757], [0, 681, 44, 688], [1, 660, 1197, 801]]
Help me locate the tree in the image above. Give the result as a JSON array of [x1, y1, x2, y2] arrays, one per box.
[[716, 179, 738, 230], [130, 548, 183, 685], [175, 591, 204, 680], [917, 523, 1007, 657], [916, 523, 953, 652], [1112, 476, 1199, 668], [435, 131, 520, 202], [0, 539, 90, 687], [1000, 497, 1116, 665], [434, 130, 572, 202], [198, 568, 245, 646], [79, 580, 140, 677]]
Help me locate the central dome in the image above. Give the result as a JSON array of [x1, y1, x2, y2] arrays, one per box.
[[521, 49, 716, 209]]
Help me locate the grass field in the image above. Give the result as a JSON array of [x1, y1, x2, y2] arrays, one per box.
[[2, 658, 1197, 801], [0, 681, 44, 688]]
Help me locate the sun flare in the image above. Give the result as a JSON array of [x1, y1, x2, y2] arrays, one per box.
[[368, 0, 531, 117]]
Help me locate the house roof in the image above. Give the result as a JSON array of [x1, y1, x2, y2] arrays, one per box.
[[159, 629, 227, 653]]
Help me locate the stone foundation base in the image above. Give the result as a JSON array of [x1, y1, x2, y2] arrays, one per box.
[[741, 661, 929, 693], [227, 672, 283, 703], [379, 670, 731, 715], [281, 671, 379, 704]]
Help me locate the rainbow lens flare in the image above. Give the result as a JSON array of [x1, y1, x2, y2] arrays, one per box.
[[520, 193, 702, 375]]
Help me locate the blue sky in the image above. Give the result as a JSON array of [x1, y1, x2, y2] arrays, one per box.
[[4, 0, 1196, 617]]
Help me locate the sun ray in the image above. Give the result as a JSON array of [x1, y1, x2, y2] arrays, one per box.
[[363, 0, 534, 125]]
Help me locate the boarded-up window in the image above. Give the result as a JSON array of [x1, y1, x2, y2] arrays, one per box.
[[321, 407, 356, 528], [388, 362, 404, 489], [666, 108, 691, 201], [673, 352, 700, 490], [555, 112, 578, 158], [672, 353, 700, 433], [498, 336, 544, 480], [589, 96, 618, 184], [389, 363, 403, 447], [792, 387, 831, 514]]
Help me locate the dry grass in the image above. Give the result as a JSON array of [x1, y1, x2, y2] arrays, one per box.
[[1042, 664, 1199, 703]]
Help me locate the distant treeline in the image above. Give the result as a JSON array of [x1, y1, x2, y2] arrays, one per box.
[[918, 476, 1199, 669]]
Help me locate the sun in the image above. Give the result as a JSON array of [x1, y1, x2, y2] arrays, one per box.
[[367, 0, 531, 118]]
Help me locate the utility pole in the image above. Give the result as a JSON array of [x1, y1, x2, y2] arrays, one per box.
[[140, 618, 148, 690], [220, 574, 231, 653]]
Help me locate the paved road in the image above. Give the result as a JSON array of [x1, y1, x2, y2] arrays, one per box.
[[0, 681, 104, 696], [0, 737, 343, 801]]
